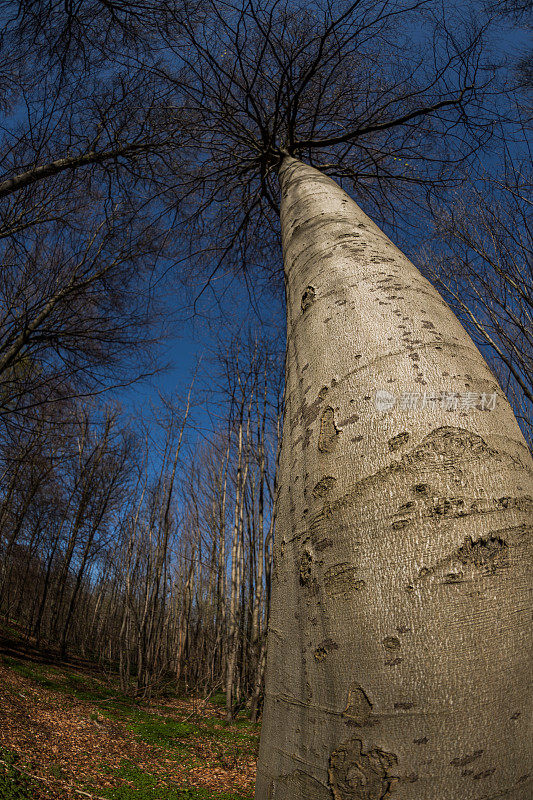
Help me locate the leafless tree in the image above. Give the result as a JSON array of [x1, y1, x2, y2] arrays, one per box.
[[0, 3, 530, 769], [152, 0, 494, 286], [0, 0, 194, 433], [422, 149, 532, 443]]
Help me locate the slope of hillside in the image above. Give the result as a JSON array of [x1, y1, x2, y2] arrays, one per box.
[[0, 636, 257, 800]]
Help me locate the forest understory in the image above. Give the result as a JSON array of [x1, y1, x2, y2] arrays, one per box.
[[0, 621, 258, 800]]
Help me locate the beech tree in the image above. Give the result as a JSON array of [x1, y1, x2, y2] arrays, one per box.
[[0, 0, 530, 795], [259, 154, 531, 800], [157, 1, 533, 797]]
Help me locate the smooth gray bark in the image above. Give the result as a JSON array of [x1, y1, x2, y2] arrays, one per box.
[[255, 157, 532, 799]]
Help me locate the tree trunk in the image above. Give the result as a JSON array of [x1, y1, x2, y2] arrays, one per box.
[[255, 157, 532, 799], [226, 410, 249, 720]]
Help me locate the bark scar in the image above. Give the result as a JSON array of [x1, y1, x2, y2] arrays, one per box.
[[343, 686, 373, 726], [319, 407, 339, 453], [301, 285, 316, 311], [328, 738, 398, 799]]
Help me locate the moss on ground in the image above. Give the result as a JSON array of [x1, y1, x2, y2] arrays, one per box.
[[86, 760, 251, 799], [0, 653, 258, 799], [0, 750, 36, 800]]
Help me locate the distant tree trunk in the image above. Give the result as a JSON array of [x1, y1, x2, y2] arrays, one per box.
[[175, 549, 195, 685], [0, 483, 40, 603], [226, 407, 249, 720], [213, 443, 229, 683], [249, 634, 267, 724], [51, 416, 111, 641], [59, 481, 115, 658], [255, 157, 532, 799], [32, 528, 61, 644], [14, 510, 45, 619], [251, 365, 268, 652]]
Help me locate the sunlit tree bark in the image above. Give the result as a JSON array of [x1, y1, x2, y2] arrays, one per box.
[[255, 156, 532, 799]]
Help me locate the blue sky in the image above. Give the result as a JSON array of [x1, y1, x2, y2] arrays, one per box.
[[117, 1, 531, 448]]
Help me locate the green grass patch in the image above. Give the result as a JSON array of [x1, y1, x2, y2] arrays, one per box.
[[97, 787, 245, 800], [90, 761, 250, 800], [0, 656, 60, 689], [1, 654, 139, 712], [98, 785, 250, 800], [128, 717, 196, 749], [48, 763, 66, 780], [126, 710, 257, 750], [210, 691, 226, 708], [0, 750, 36, 800], [0, 621, 24, 641]]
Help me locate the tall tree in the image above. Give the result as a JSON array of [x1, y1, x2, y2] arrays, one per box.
[[0, 1, 530, 793], [255, 154, 532, 800], [157, 1, 532, 796]]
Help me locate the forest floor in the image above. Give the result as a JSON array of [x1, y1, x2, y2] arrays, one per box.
[[0, 626, 258, 799]]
